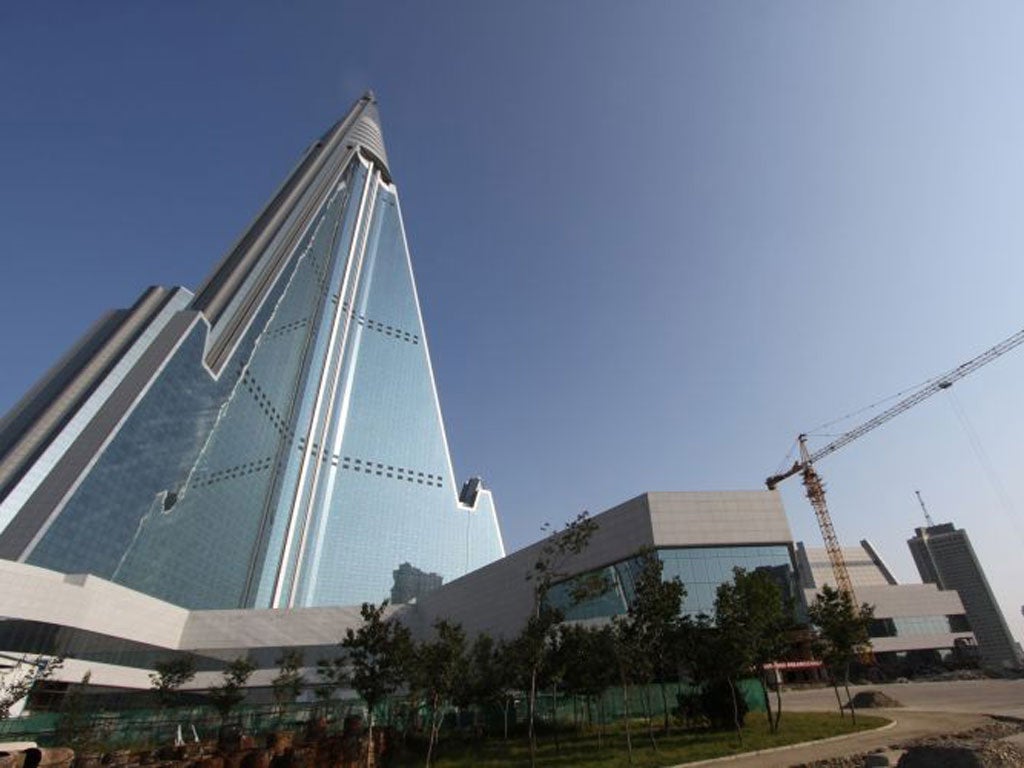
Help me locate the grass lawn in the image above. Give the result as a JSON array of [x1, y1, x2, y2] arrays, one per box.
[[392, 712, 889, 767]]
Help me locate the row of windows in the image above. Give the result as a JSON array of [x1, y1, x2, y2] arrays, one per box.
[[869, 614, 971, 638], [325, 295, 420, 345], [288, 439, 445, 489], [240, 369, 293, 439], [191, 456, 275, 489], [335, 456, 443, 488], [264, 317, 311, 339], [355, 314, 419, 345]]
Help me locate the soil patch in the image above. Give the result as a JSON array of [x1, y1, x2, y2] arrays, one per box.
[[849, 691, 903, 709]]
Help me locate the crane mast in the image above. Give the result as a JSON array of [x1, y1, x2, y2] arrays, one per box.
[[915, 490, 935, 527], [767, 323, 1024, 600], [798, 436, 855, 598]]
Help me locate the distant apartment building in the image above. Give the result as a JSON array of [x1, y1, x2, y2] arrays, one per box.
[[796, 540, 976, 674], [908, 523, 1022, 671]]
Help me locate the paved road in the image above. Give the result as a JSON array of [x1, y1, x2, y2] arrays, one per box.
[[784, 678, 1024, 718], [671, 679, 1024, 767]]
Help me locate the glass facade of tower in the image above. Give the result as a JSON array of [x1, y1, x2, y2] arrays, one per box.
[[10, 100, 504, 610]]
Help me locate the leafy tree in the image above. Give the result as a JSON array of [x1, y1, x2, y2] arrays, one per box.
[[626, 549, 686, 738], [610, 614, 640, 764], [208, 657, 256, 724], [0, 655, 62, 720], [271, 650, 305, 717], [489, 639, 522, 741], [314, 656, 346, 716], [520, 510, 598, 767], [149, 655, 197, 711], [413, 620, 467, 768], [464, 633, 515, 739], [341, 600, 414, 763], [680, 612, 748, 739], [807, 585, 874, 723], [714, 568, 792, 733], [56, 672, 96, 750], [558, 625, 616, 748]]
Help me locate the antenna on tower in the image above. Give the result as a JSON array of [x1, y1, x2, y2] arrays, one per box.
[[915, 490, 935, 527]]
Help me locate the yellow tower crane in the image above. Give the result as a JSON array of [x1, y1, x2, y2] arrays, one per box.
[[766, 325, 1024, 604]]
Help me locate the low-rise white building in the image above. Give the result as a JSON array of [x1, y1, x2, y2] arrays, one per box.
[[796, 541, 977, 674]]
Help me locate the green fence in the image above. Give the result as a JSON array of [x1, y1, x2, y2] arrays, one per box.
[[0, 680, 767, 749], [0, 699, 362, 749]]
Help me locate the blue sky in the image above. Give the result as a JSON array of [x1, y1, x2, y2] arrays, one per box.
[[2, 2, 1024, 644]]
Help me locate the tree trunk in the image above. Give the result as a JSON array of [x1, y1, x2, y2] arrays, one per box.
[[641, 685, 657, 751], [425, 693, 439, 768], [831, 677, 845, 719], [773, 677, 783, 733], [727, 678, 742, 744], [528, 666, 538, 768], [844, 664, 856, 725], [366, 712, 375, 768], [621, 682, 634, 767], [551, 682, 560, 754], [660, 681, 670, 735], [503, 697, 510, 741], [760, 675, 774, 734]]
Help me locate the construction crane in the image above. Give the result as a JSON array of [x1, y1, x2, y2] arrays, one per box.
[[766, 325, 1024, 602], [915, 490, 935, 528]]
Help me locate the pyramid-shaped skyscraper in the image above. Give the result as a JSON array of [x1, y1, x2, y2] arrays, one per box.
[[0, 94, 505, 610]]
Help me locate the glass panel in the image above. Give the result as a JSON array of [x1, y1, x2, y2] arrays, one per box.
[[552, 544, 799, 621]]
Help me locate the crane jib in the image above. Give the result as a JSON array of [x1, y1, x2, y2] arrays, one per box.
[[766, 323, 1024, 605]]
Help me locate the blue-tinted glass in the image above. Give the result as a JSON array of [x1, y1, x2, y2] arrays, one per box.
[[28, 157, 503, 611], [553, 544, 799, 622], [281, 184, 503, 607]]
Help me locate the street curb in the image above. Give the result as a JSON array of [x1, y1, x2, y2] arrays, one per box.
[[667, 716, 898, 767]]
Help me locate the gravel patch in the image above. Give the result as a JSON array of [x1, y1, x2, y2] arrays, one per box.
[[789, 719, 1024, 768]]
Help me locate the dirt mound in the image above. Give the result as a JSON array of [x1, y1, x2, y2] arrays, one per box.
[[896, 740, 1024, 767], [849, 690, 904, 709]]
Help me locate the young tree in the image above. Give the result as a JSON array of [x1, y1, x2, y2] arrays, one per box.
[[610, 614, 639, 765], [314, 656, 346, 717], [489, 639, 521, 741], [807, 585, 874, 723], [56, 671, 96, 749], [681, 611, 749, 740], [208, 657, 256, 724], [341, 600, 414, 766], [271, 650, 305, 718], [521, 510, 599, 767], [626, 549, 686, 739], [714, 568, 792, 733], [150, 655, 197, 711], [0, 655, 62, 720], [464, 633, 513, 738], [558, 625, 616, 749], [414, 620, 467, 768]]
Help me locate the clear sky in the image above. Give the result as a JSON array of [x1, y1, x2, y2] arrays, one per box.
[[2, 2, 1024, 644]]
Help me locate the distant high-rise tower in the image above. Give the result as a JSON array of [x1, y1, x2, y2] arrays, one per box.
[[908, 522, 1020, 670], [0, 93, 505, 610]]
